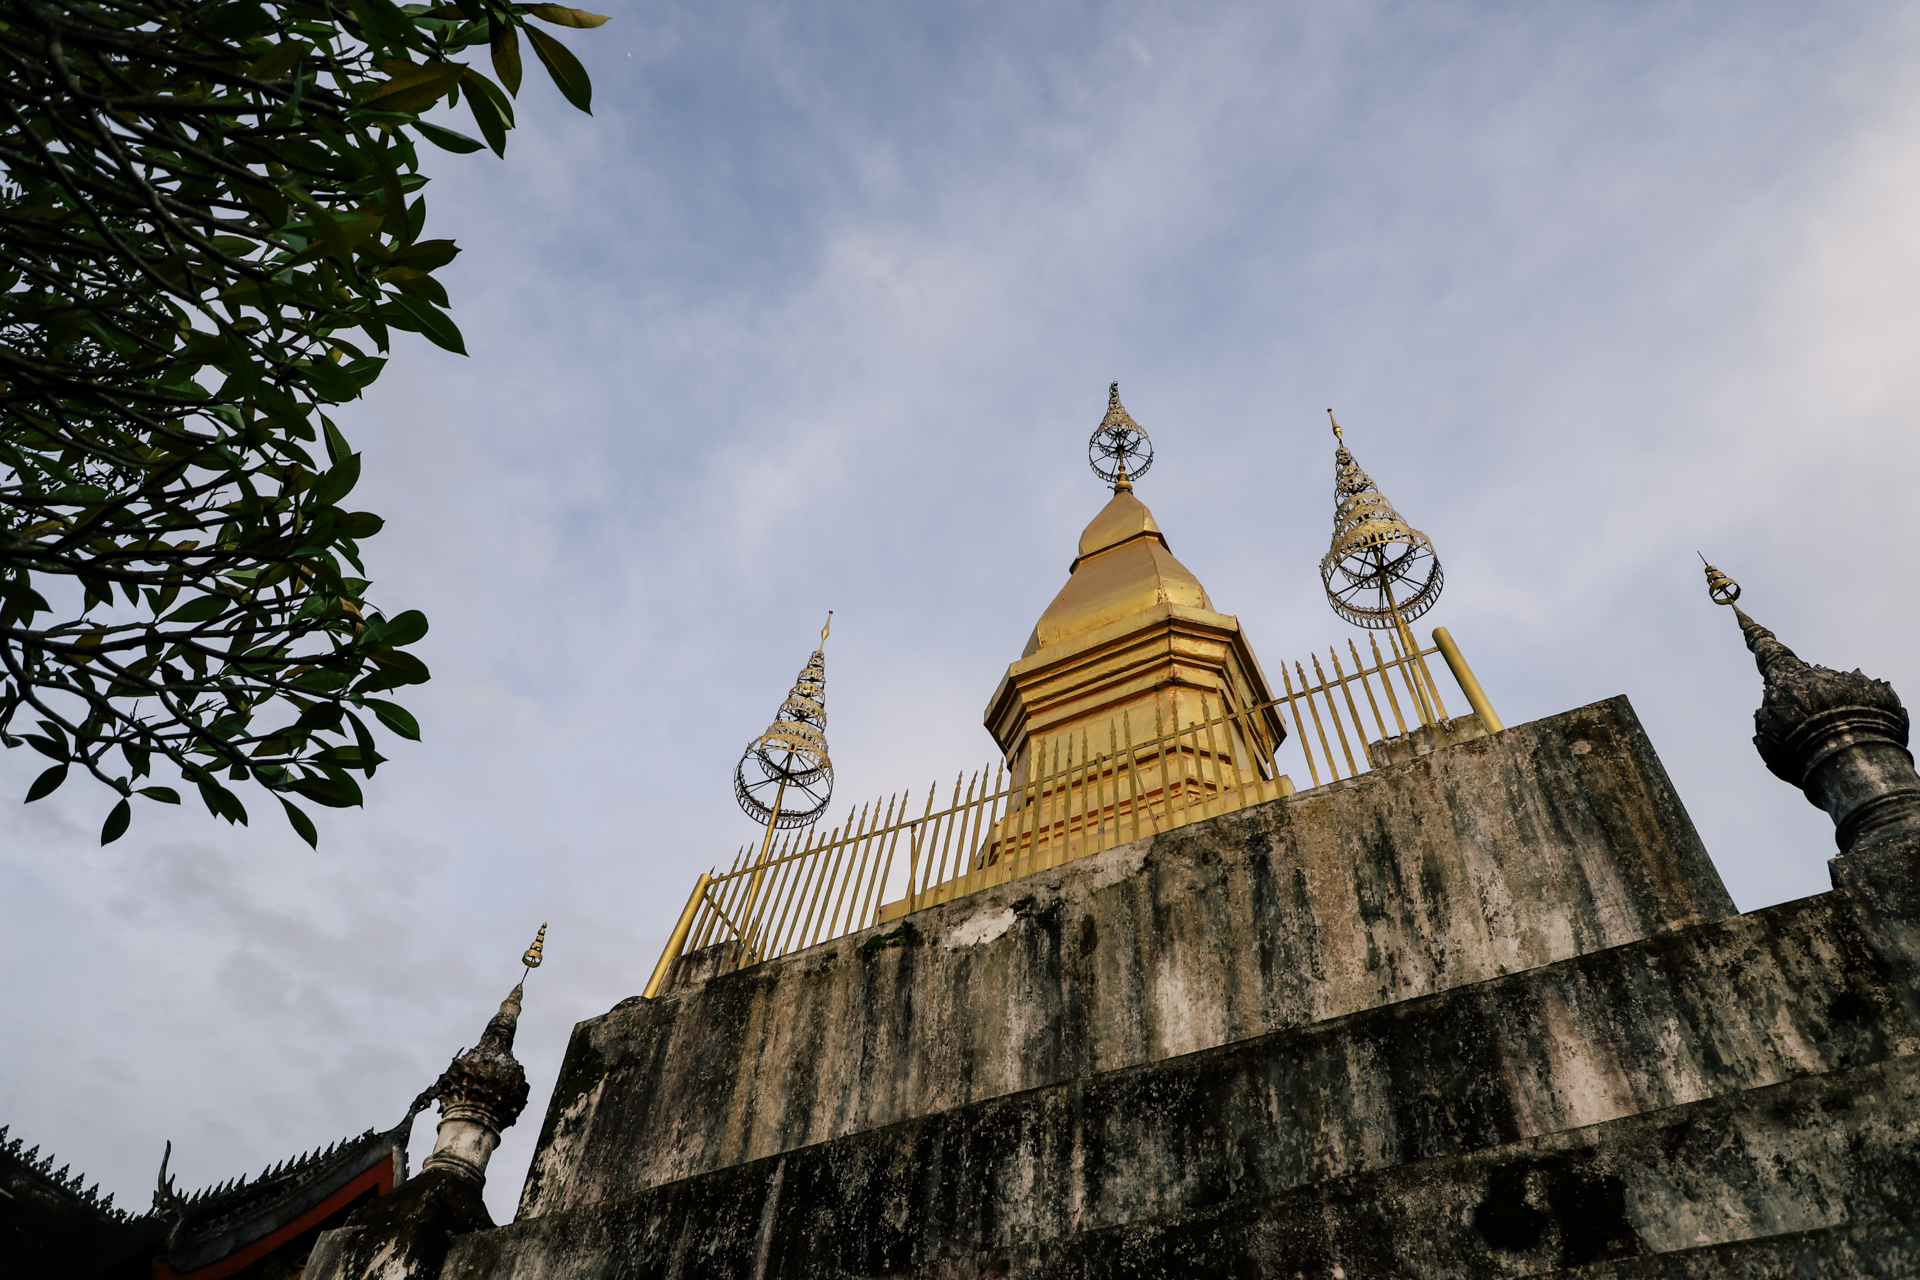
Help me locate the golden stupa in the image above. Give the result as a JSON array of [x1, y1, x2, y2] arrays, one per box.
[[978, 386, 1289, 871]]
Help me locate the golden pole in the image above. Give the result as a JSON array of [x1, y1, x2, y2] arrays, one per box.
[[1432, 627, 1504, 733], [643, 872, 712, 1000], [737, 775, 787, 953]]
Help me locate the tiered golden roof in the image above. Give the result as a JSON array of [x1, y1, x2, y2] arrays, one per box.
[[982, 387, 1286, 865]]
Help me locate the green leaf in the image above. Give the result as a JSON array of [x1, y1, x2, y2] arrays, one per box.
[[197, 1, 271, 38], [525, 26, 592, 113], [384, 294, 468, 355], [197, 778, 250, 825], [368, 649, 431, 682], [526, 5, 612, 27], [491, 20, 523, 95], [300, 358, 364, 403], [324, 418, 354, 467], [25, 765, 67, 802], [138, 786, 182, 804], [346, 711, 380, 776], [379, 609, 430, 647], [311, 454, 363, 506], [460, 69, 514, 155], [163, 594, 231, 624], [363, 698, 421, 740], [281, 797, 319, 848], [100, 799, 131, 845], [337, 511, 385, 538], [413, 120, 485, 153], [22, 734, 68, 763], [247, 39, 311, 82], [359, 60, 468, 112], [290, 774, 364, 808], [346, 0, 416, 49], [390, 239, 460, 271]]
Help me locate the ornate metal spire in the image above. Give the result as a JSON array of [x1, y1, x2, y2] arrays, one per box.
[[734, 614, 834, 830], [1319, 410, 1443, 630], [521, 922, 545, 974], [1089, 383, 1153, 493]]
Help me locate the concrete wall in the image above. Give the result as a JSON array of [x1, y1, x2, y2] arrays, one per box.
[[518, 697, 1733, 1218], [451, 896, 1919, 1278]]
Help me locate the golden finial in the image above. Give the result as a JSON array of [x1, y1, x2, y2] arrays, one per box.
[[521, 922, 546, 973], [1319, 414, 1443, 631], [820, 610, 832, 647], [1089, 383, 1153, 493], [735, 631, 834, 832], [1699, 554, 1741, 606]]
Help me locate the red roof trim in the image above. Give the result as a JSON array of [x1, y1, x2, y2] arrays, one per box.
[[151, 1153, 397, 1280]]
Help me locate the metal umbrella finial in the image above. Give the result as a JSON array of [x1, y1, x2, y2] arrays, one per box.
[[734, 630, 834, 832], [1319, 414, 1443, 631], [521, 922, 546, 974], [1700, 555, 1742, 607], [1089, 383, 1153, 492]]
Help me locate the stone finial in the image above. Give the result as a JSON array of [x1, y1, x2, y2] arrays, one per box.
[[1730, 603, 1920, 854], [420, 982, 531, 1183]]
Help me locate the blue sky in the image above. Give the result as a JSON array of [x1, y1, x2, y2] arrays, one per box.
[[5, 0, 1920, 1222]]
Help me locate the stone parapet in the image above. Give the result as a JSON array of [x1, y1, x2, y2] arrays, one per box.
[[516, 697, 1732, 1219], [455, 910, 1920, 1277]]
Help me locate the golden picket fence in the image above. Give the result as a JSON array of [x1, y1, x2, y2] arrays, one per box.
[[643, 626, 1500, 996]]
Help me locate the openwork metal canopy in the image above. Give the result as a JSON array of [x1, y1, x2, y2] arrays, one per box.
[[1702, 557, 1742, 607], [1089, 383, 1153, 491], [734, 614, 835, 831], [1319, 411, 1444, 631]]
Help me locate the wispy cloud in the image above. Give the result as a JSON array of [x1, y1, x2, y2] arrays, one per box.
[[5, 0, 1920, 1220]]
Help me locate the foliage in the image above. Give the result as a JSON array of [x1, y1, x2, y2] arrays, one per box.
[[0, 0, 604, 845]]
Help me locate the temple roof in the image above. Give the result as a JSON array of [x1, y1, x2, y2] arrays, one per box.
[[1025, 490, 1213, 656]]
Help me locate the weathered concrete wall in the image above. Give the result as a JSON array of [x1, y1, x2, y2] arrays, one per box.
[[520, 697, 1733, 1218], [449, 895, 1917, 1277]]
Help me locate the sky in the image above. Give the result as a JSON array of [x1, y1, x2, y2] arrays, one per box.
[[5, 0, 1920, 1225]]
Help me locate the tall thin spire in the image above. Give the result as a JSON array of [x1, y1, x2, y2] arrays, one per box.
[[1703, 560, 1920, 853], [734, 623, 835, 831], [1319, 410, 1444, 631]]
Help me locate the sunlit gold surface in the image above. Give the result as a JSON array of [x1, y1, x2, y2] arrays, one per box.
[[645, 625, 1487, 988], [1433, 627, 1503, 733], [1025, 489, 1212, 655], [986, 481, 1287, 874]]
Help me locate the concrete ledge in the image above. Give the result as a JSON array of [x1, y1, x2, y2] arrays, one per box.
[[458, 892, 1916, 1277], [521, 698, 1735, 1218]]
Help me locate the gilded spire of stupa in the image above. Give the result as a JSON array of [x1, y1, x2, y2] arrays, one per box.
[[1320, 411, 1444, 631], [734, 614, 834, 831]]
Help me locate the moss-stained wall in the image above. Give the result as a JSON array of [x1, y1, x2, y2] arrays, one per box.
[[518, 696, 1733, 1219], [451, 899, 1920, 1277]]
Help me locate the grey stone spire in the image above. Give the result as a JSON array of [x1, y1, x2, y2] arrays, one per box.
[[304, 933, 544, 1280], [1733, 605, 1920, 854], [420, 981, 532, 1182]]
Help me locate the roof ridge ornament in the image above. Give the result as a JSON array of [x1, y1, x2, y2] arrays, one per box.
[[1319, 409, 1444, 632], [1090, 382, 1153, 493]]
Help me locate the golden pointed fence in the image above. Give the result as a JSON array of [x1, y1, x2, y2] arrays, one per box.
[[643, 626, 1501, 996]]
